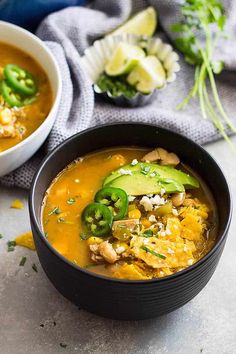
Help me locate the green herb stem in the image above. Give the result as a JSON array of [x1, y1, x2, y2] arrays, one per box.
[[202, 51, 236, 133], [172, 0, 236, 154], [19, 256, 27, 266], [140, 245, 166, 259], [203, 84, 236, 154]]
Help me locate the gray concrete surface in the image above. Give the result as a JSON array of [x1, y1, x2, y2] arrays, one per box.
[[0, 137, 236, 354]]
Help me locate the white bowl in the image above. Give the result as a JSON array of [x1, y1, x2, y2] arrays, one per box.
[[0, 21, 62, 177]]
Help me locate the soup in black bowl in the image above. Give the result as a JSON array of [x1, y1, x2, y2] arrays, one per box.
[[29, 123, 232, 320]]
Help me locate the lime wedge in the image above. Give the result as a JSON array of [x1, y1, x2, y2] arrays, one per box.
[[110, 7, 157, 37], [105, 42, 145, 76], [127, 56, 166, 93]]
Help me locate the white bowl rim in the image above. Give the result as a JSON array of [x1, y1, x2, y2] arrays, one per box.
[[0, 20, 62, 158]]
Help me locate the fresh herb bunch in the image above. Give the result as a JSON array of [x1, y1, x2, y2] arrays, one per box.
[[172, 0, 236, 152], [95, 73, 137, 99]]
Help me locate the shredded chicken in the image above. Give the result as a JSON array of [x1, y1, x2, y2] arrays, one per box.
[[142, 147, 180, 166], [98, 241, 119, 264]]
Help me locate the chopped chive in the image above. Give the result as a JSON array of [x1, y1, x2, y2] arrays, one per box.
[[18, 127, 25, 134], [84, 263, 100, 269], [142, 230, 153, 238], [48, 207, 61, 216], [19, 256, 27, 266], [80, 233, 90, 240], [141, 165, 151, 175], [7, 240, 16, 252], [32, 263, 38, 272], [140, 245, 166, 259], [67, 198, 76, 205], [60, 343, 67, 348], [57, 217, 65, 223], [7, 246, 15, 252], [44, 218, 49, 225], [57, 218, 74, 225]]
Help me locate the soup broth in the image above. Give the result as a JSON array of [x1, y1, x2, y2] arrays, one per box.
[[0, 42, 52, 152], [42, 147, 218, 280]]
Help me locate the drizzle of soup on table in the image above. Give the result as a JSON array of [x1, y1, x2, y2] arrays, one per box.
[[0, 42, 52, 152], [42, 147, 218, 280]]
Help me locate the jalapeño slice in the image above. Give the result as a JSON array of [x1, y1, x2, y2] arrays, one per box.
[[0, 80, 24, 107], [82, 202, 113, 237], [4, 64, 37, 96], [95, 187, 128, 221]]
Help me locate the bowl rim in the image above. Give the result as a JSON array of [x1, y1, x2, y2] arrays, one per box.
[[0, 20, 62, 157], [29, 122, 233, 284]]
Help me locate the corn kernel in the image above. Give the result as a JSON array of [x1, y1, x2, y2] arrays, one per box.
[[0, 108, 12, 125], [128, 204, 136, 211], [141, 218, 152, 229], [11, 199, 24, 209], [87, 237, 103, 246], [128, 209, 141, 219]]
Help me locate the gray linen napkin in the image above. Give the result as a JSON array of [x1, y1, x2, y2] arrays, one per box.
[[1, 0, 236, 189]]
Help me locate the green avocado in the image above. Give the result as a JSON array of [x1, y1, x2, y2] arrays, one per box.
[[108, 172, 185, 196], [103, 162, 199, 189]]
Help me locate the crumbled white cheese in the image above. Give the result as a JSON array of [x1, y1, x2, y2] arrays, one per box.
[[148, 215, 157, 223], [150, 195, 165, 206], [160, 188, 166, 196], [131, 159, 138, 166], [116, 246, 125, 254], [165, 228, 171, 235], [150, 172, 156, 177], [159, 231, 166, 237], [183, 244, 188, 252], [187, 259, 194, 265], [119, 168, 133, 175], [167, 247, 174, 254], [140, 196, 153, 211], [143, 239, 149, 245], [172, 208, 178, 216], [128, 196, 136, 202]]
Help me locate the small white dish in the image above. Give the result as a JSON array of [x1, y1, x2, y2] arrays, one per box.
[[79, 33, 180, 106], [0, 21, 62, 177]]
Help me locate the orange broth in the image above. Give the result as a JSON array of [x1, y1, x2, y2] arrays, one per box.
[[0, 42, 52, 152], [42, 147, 217, 280]]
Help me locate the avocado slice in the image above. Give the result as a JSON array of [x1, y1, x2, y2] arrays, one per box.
[[103, 162, 199, 189], [108, 172, 185, 196]]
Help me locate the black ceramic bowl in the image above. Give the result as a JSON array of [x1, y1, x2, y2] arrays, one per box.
[[29, 123, 232, 320]]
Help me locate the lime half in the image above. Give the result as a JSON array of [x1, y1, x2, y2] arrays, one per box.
[[127, 56, 166, 93], [110, 7, 157, 37], [105, 42, 145, 76]]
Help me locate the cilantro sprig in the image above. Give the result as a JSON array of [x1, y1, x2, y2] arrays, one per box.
[[95, 73, 137, 99], [172, 0, 236, 153]]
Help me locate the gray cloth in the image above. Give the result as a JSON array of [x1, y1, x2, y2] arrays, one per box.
[[1, 0, 236, 189]]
